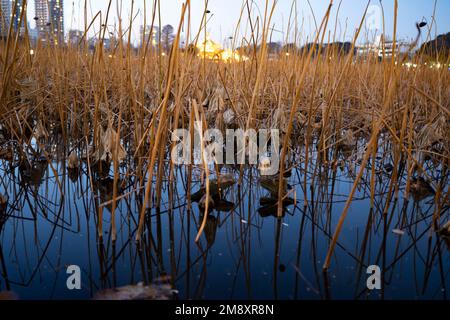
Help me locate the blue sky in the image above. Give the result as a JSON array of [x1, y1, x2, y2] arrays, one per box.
[[26, 0, 450, 46]]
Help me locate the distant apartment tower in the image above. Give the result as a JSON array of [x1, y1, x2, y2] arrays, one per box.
[[140, 25, 160, 48], [12, 0, 26, 36], [35, 0, 64, 44], [68, 29, 82, 45], [0, 0, 11, 37], [0, 0, 26, 37], [35, 0, 48, 38], [357, 35, 409, 60]]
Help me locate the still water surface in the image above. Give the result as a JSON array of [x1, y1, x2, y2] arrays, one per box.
[[0, 137, 448, 300]]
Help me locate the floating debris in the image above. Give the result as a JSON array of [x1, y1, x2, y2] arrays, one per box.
[[67, 166, 79, 182], [416, 116, 445, 150], [0, 145, 13, 161], [340, 129, 356, 149], [410, 177, 435, 201], [94, 281, 177, 300], [271, 108, 287, 133], [33, 120, 48, 141], [94, 177, 123, 213], [392, 229, 405, 236], [0, 291, 19, 300], [259, 157, 271, 175], [258, 175, 294, 218], [93, 125, 127, 164], [259, 176, 292, 197], [191, 174, 236, 202], [258, 204, 288, 218], [439, 221, 450, 239], [199, 194, 215, 212], [81, 145, 95, 161], [19, 159, 48, 188], [260, 196, 294, 207], [384, 163, 394, 173], [258, 157, 288, 176], [439, 221, 450, 251], [201, 214, 218, 246], [223, 108, 236, 127], [67, 151, 79, 169], [214, 199, 235, 212]]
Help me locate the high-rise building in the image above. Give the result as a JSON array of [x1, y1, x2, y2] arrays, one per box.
[[35, 0, 64, 44], [12, 0, 26, 36], [68, 29, 82, 45], [49, 0, 63, 42], [35, 0, 49, 39], [0, 0, 11, 38]]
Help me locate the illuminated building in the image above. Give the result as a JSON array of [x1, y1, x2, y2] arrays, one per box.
[[357, 35, 409, 60], [35, 0, 64, 44], [196, 34, 248, 62], [0, 0, 11, 37], [12, 0, 26, 36]]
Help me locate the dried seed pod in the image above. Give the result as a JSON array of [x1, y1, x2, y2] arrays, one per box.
[[68, 151, 79, 169], [199, 194, 215, 212]]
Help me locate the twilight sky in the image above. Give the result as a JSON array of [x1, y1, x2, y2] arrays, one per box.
[[26, 0, 450, 46]]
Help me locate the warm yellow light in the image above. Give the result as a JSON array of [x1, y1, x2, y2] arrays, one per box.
[[30, 49, 34, 55], [196, 35, 248, 62]]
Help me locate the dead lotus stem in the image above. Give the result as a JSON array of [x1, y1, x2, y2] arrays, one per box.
[[110, 109, 123, 242], [278, 2, 333, 217], [192, 99, 210, 243], [323, 0, 399, 271], [135, 0, 189, 242]]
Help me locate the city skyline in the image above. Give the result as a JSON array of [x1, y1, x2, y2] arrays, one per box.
[[34, 0, 64, 43], [1, 1, 449, 45], [0, 0, 12, 36], [32, 0, 450, 46]]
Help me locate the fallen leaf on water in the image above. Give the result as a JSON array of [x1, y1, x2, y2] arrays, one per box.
[[94, 281, 177, 300], [0, 291, 19, 300], [94, 125, 127, 164], [68, 151, 79, 169]]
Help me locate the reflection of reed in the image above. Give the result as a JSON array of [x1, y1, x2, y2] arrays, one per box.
[[199, 214, 218, 246], [0, 127, 447, 299]]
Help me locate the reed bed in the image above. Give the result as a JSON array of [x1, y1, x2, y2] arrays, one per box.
[[0, 0, 449, 276]]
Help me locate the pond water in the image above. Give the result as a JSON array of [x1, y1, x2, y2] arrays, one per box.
[[0, 136, 448, 300]]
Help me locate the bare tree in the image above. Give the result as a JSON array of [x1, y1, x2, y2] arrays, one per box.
[[161, 24, 174, 53]]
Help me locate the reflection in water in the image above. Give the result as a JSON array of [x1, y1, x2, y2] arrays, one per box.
[[200, 214, 218, 246], [0, 134, 448, 300]]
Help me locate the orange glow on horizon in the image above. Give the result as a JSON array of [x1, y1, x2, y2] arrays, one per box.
[[196, 35, 248, 62]]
